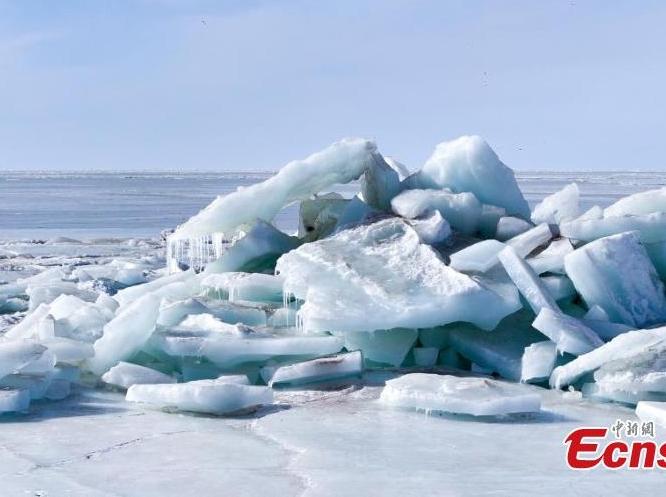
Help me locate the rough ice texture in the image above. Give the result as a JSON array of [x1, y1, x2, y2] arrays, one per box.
[[604, 187, 666, 217], [276, 218, 520, 333], [380, 373, 541, 416], [171, 138, 378, 240], [126, 379, 273, 415], [101, 361, 175, 389], [498, 246, 558, 314], [521, 341, 557, 383], [267, 350, 363, 387], [532, 308, 603, 356], [560, 212, 666, 243], [564, 232, 666, 327], [391, 188, 482, 234], [593, 347, 666, 395], [408, 210, 452, 245], [531, 183, 580, 225], [636, 401, 666, 427], [416, 136, 530, 218], [449, 240, 506, 273], [550, 326, 666, 388]]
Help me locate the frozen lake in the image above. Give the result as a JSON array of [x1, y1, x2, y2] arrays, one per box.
[[1, 171, 665, 496]]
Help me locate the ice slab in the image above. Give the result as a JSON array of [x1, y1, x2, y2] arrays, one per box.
[[593, 347, 666, 396], [0, 388, 30, 413], [203, 221, 299, 274], [498, 246, 558, 314], [560, 212, 666, 243], [360, 152, 402, 211], [506, 223, 552, 258], [334, 329, 417, 367], [156, 298, 210, 328], [550, 326, 666, 388], [391, 188, 482, 235], [449, 240, 505, 273], [636, 401, 666, 427], [88, 293, 161, 375], [202, 273, 284, 303], [266, 351, 363, 387], [564, 232, 666, 327], [408, 210, 452, 245], [126, 379, 273, 415], [495, 216, 533, 241], [521, 341, 557, 383], [102, 361, 175, 389], [526, 238, 573, 275], [0, 340, 47, 380], [417, 136, 530, 218], [531, 183, 580, 225], [532, 308, 603, 356], [604, 187, 666, 217], [277, 218, 519, 333], [380, 373, 541, 416], [541, 275, 576, 302]]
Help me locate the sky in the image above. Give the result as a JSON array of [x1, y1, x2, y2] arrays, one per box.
[[0, 0, 665, 171]]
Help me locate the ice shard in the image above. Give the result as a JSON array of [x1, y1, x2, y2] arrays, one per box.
[[531, 183, 580, 225], [266, 350, 363, 387], [101, 361, 175, 389], [532, 308, 603, 355]]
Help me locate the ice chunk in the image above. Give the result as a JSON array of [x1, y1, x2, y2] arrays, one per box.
[[478, 204, 506, 238], [408, 210, 451, 245], [27, 282, 96, 310], [532, 308, 603, 356], [332, 196, 378, 233], [101, 361, 175, 389], [88, 293, 162, 375], [582, 318, 633, 341], [495, 216, 533, 241], [170, 138, 378, 240], [604, 187, 666, 217], [593, 348, 666, 395], [498, 246, 558, 314], [0, 340, 47, 380], [417, 136, 530, 218], [204, 302, 267, 327], [266, 351, 363, 387], [298, 193, 349, 242], [531, 183, 580, 225], [636, 401, 666, 427], [126, 379, 273, 415], [560, 212, 666, 243], [391, 189, 482, 234], [204, 221, 299, 274], [0, 373, 53, 400], [521, 341, 557, 383], [449, 240, 505, 273], [550, 326, 666, 388], [156, 298, 209, 328], [18, 348, 56, 374], [385, 157, 410, 180], [576, 205, 604, 221], [526, 238, 573, 275], [506, 223, 552, 258], [380, 373, 541, 415], [114, 270, 195, 307], [277, 218, 520, 333], [447, 313, 546, 381], [202, 273, 284, 303], [4, 303, 51, 339], [564, 232, 666, 327], [360, 153, 402, 211], [0, 389, 30, 413], [152, 331, 344, 370], [413, 347, 439, 367], [584, 305, 610, 322], [334, 329, 417, 367]]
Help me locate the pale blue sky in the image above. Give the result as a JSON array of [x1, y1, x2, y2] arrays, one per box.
[[1, 0, 664, 171]]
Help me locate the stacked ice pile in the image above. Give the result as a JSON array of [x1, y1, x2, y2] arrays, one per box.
[[1, 135, 666, 418]]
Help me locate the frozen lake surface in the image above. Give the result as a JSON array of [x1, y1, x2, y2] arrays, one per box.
[[1, 171, 665, 496]]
